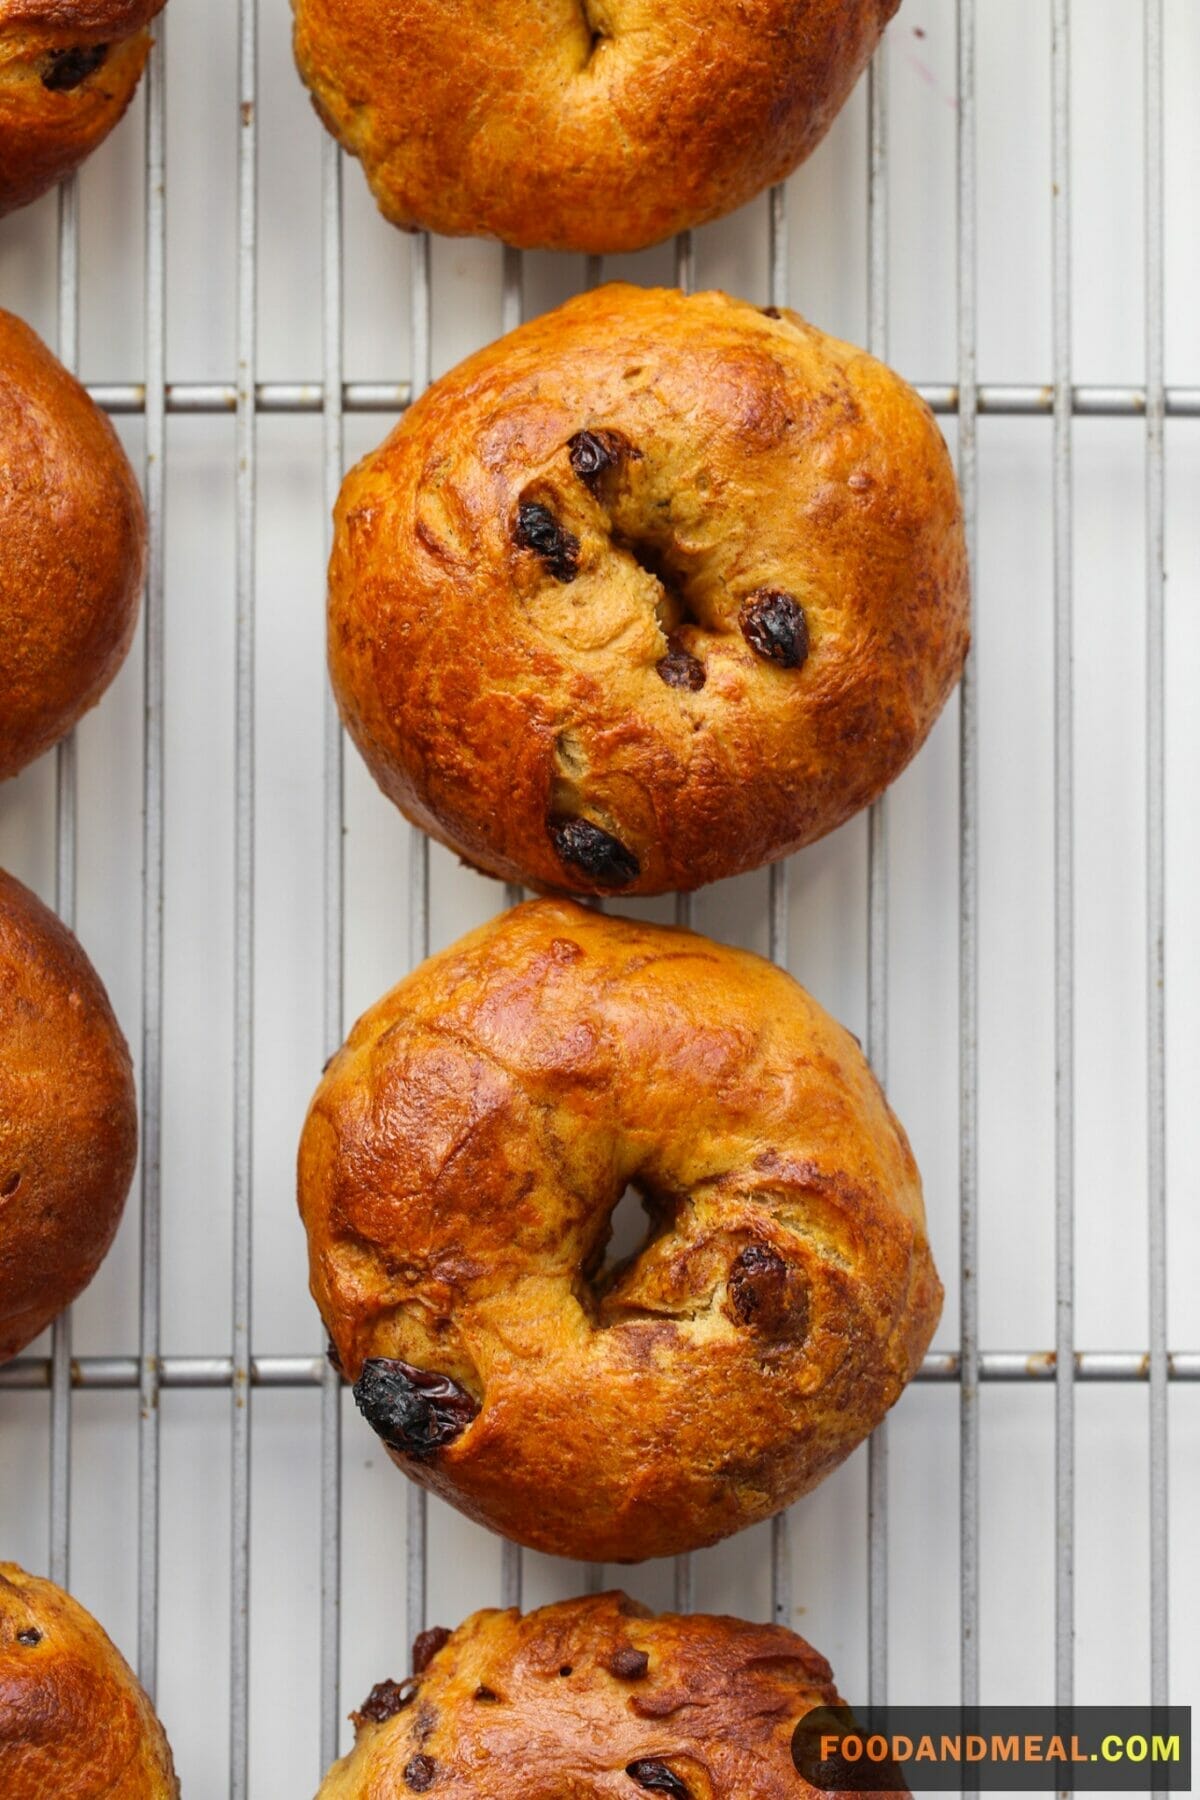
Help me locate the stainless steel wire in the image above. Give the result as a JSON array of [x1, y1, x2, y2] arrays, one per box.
[[230, 3, 258, 1792], [1051, 0, 1076, 1738]]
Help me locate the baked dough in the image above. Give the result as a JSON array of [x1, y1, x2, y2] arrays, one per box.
[[329, 285, 969, 897], [316, 1589, 893, 1799], [292, 0, 899, 254], [0, 867, 138, 1363], [298, 900, 940, 1562], [0, 1, 164, 217], [0, 1563, 178, 1796], [0, 307, 146, 780]]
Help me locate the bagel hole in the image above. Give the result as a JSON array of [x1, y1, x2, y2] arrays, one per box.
[[580, 1182, 672, 1309]]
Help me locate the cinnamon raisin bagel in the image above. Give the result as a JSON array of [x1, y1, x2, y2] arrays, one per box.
[[317, 1590, 893, 1799], [292, 0, 897, 254], [298, 900, 940, 1563], [0, 308, 146, 781], [0, 868, 138, 1363], [329, 285, 969, 898], [0, 2, 164, 218], [0, 1564, 178, 1796]]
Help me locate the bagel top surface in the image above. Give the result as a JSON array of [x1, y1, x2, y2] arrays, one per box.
[[329, 285, 969, 899], [317, 1590, 901, 1799], [0, 308, 146, 779], [0, 867, 138, 1363], [0, 1563, 178, 1797], [299, 900, 940, 1563], [0, 3, 162, 217], [292, 0, 898, 254]]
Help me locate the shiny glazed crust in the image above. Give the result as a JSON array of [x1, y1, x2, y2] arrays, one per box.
[[292, 0, 898, 253], [0, 1564, 178, 1796], [329, 285, 969, 899], [0, 3, 163, 217], [298, 901, 941, 1563], [0, 868, 138, 1363], [316, 1590, 901, 1799], [0, 308, 146, 780]]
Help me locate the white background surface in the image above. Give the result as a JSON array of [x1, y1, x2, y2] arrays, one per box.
[[1, 2, 1198, 1794]]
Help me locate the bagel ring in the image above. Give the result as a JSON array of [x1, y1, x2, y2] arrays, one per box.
[[298, 900, 941, 1563], [329, 285, 969, 898]]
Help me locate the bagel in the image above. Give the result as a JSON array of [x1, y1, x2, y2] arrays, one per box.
[[0, 2, 164, 218], [317, 1589, 893, 1799], [292, 0, 898, 254], [0, 308, 146, 781], [0, 867, 138, 1363], [298, 900, 940, 1563], [329, 285, 969, 899], [0, 1563, 178, 1796]]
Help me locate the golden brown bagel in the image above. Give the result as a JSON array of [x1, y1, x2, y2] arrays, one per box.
[[0, 1564, 178, 1797], [292, 0, 898, 254], [329, 285, 969, 899], [0, 867, 138, 1363], [0, 307, 146, 781], [317, 1589, 899, 1799], [0, 2, 164, 217], [298, 901, 940, 1563]]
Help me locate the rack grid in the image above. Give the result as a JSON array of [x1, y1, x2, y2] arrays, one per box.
[[0, 4, 1188, 1797]]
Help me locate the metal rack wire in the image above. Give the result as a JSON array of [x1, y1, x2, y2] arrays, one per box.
[[0, 3, 1184, 1795]]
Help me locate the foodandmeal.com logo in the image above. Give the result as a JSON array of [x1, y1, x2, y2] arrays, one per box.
[[790, 1706, 1192, 1791]]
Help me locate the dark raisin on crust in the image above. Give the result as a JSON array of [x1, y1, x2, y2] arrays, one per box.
[[355, 1678, 414, 1726], [655, 643, 706, 691], [353, 1359, 479, 1460], [549, 818, 640, 888], [41, 45, 109, 92], [607, 1646, 650, 1680], [568, 428, 626, 489], [762, 305, 783, 319], [412, 1626, 451, 1675], [738, 589, 810, 669], [627, 1761, 691, 1796], [404, 1754, 437, 1792], [514, 502, 580, 582], [16, 1628, 42, 1647], [727, 1242, 788, 1326]]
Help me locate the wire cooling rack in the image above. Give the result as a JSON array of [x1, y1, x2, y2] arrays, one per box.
[[0, 3, 1196, 1796]]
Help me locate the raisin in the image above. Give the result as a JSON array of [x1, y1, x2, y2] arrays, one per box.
[[762, 305, 783, 319], [353, 1359, 479, 1460], [738, 590, 809, 669], [627, 1761, 690, 1795], [655, 644, 705, 691], [514, 502, 580, 582], [412, 1626, 451, 1675], [355, 1678, 414, 1726], [549, 818, 640, 888], [728, 1243, 787, 1326], [42, 45, 108, 92], [568, 429, 626, 489], [16, 1628, 42, 1647], [607, 1646, 650, 1680], [404, 1755, 437, 1792], [1, 1172, 20, 1198]]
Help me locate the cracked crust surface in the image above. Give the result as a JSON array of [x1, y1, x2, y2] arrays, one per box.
[[0, 2, 163, 216], [0, 308, 146, 780], [316, 1590, 905, 1798], [0, 1564, 178, 1796], [329, 285, 970, 899], [0, 868, 137, 1364], [292, 0, 898, 253], [298, 900, 941, 1564]]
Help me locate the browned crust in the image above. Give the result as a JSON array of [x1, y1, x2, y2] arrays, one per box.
[[0, 1565, 178, 1796], [317, 1590, 906, 1798], [0, 308, 146, 778], [292, 0, 899, 253], [329, 284, 970, 898], [0, 6, 163, 216], [0, 868, 138, 1363], [298, 900, 941, 1563]]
